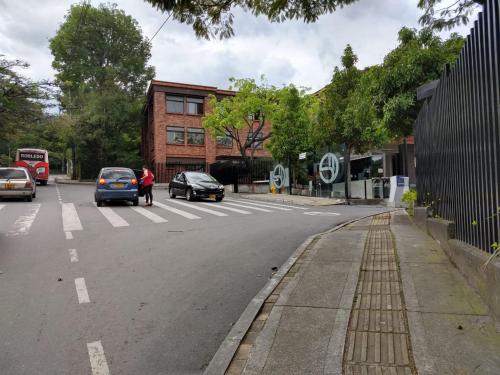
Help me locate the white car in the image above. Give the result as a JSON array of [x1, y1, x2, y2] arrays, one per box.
[[0, 167, 36, 201]]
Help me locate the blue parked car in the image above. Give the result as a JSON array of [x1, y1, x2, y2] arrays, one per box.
[[95, 167, 139, 207]]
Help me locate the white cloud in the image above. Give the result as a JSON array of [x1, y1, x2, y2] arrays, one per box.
[[0, 0, 476, 92]]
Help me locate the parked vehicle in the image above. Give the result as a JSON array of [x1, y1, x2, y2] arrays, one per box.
[[94, 167, 139, 207], [0, 167, 36, 201], [132, 169, 145, 197], [169, 171, 224, 201], [15, 148, 49, 185]]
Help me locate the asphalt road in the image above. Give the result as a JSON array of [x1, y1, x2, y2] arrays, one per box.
[[0, 180, 387, 375]]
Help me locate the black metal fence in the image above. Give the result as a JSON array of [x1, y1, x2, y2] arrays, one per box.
[[414, 0, 499, 253]]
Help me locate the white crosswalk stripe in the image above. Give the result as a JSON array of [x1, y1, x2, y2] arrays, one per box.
[[0, 204, 5, 211], [94, 204, 129, 227], [62, 203, 83, 232], [238, 198, 308, 210], [201, 202, 252, 214], [130, 206, 168, 223], [226, 199, 292, 211], [222, 201, 274, 212], [167, 199, 228, 217], [153, 201, 201, 220], [6, 203, 41, 237]]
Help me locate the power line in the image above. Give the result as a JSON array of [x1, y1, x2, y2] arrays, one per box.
[[148, 12, 172, 43]]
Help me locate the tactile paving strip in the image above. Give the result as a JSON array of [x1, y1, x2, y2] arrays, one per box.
[[343, 214, 416, 375]]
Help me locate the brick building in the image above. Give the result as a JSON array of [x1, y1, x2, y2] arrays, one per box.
[[142, 80, 272, 183]]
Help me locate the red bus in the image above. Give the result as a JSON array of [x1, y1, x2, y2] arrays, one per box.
[[15, 148, 49, 185]]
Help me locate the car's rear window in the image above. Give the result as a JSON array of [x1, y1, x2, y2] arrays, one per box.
[[101, 169, 134, 179], [0, 169, 27, 179]]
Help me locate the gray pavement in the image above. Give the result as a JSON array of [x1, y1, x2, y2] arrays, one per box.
[[0, 182, 386, 375], [221, 211, 500, 375]]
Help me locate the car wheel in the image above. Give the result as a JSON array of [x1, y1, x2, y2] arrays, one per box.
[[96, 200, 103, 207], [186, 188, 194, 201], [216, 197, 223, 202], [169, 188, 176, 199], [133, 199, 139, 206], [40, 180, 47, 186]]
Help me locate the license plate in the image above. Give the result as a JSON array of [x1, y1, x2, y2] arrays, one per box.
[[4, 183, 15, 190], [112, 183, 125, 188], [209, 194, 216, 200]]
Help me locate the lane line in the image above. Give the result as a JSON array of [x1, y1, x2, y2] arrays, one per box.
[[62, 203, 83, 232], [200, 203, 252, 214], [87, 341, 110, 375], [130, 206, 168, 223], [6, 203, 41, 237], [94, 204, 129, 227], [167, 199, 228, 217], [75, 277, 90, 304], [69, 249, 79, 263], [153, 202, 201, 220], [65, 231, 73, 240], [226, 198, 292, 211], [239, 198, 309, 210], [222, 201, 273, 212]]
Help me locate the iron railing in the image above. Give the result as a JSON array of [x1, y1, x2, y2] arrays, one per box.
[[415, 0, 499, 253]]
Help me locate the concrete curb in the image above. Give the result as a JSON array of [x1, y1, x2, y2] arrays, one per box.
[[203, 209, 397, 375]]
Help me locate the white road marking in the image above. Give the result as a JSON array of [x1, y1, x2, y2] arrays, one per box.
[[303, 211, 341, 216], [239, 198, 309, 210], [69, 249, 79, 263], [62, 203, 83, 232], [87, 341, 110, 375], [130, 206, 168, 223], [153, 202, 201, 220], [0, 204, 5, 211], [94, 204, 129, 227], [201, 203, 251, 214], [6, 204, 41, 237], [227, 199, 292, 211], [65, 231, 73, 240], [75, 277, 90, 303], [168, 199, 228, 217], [222, 201, 273, 212]]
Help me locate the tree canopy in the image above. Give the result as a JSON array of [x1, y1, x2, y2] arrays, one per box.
[[144, 0, 357, 39], [418, 0, 483, 31], [49, 3, 155, 178]]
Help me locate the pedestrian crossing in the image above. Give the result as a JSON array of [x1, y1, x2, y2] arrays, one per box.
[[0, 198, 314, 236]]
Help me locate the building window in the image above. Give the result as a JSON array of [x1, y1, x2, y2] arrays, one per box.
[[187, 97, 204, 115], [166, 95, 184, 113], [167, 126, 185, 144], [216, 132, 233, 148], [248, 131, 264, 149], [187, 128, 205, 145]]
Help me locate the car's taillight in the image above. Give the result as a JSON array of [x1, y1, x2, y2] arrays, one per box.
[[25, 181, 32, 188], [99, 178, 106, 185], [131, 178, 138, 185]]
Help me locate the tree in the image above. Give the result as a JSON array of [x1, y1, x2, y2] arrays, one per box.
[[418, 0, 483, 31], [49, 3, 155, 178], [203, 77, 277, 171], [315, 45, 387, 201], [267, 85, 318, 184], [144, 0, 358, 39]]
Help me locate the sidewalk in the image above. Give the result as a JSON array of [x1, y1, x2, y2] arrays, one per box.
[[208, 211, 500, 375], [239, 193, 345, 206]]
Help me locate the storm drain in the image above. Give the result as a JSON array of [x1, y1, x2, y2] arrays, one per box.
[[343, 213, 417, 375]]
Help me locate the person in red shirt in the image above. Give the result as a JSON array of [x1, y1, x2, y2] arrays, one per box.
[[141, 165, 155, 206]]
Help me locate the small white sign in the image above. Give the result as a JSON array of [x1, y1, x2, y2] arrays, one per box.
[[299, 152, 307, 160]]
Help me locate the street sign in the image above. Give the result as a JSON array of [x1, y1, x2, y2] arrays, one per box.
[[299, 152, 307, 160], [319, 152, 340, 184]]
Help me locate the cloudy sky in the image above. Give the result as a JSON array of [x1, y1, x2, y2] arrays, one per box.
[[0, 0, 474, 92]]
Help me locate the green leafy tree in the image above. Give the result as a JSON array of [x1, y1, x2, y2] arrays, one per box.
[[418, 0, 483, 31], [203, 77, 277, 170], [315, 45, 387, 201], [144, 0, 357, 39], [49, 3, 154, 178], [267, 85, 318, 182], [374, 27, 464, 139]]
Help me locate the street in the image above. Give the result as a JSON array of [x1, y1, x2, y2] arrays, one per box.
[[0, 181, 386, 375]]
